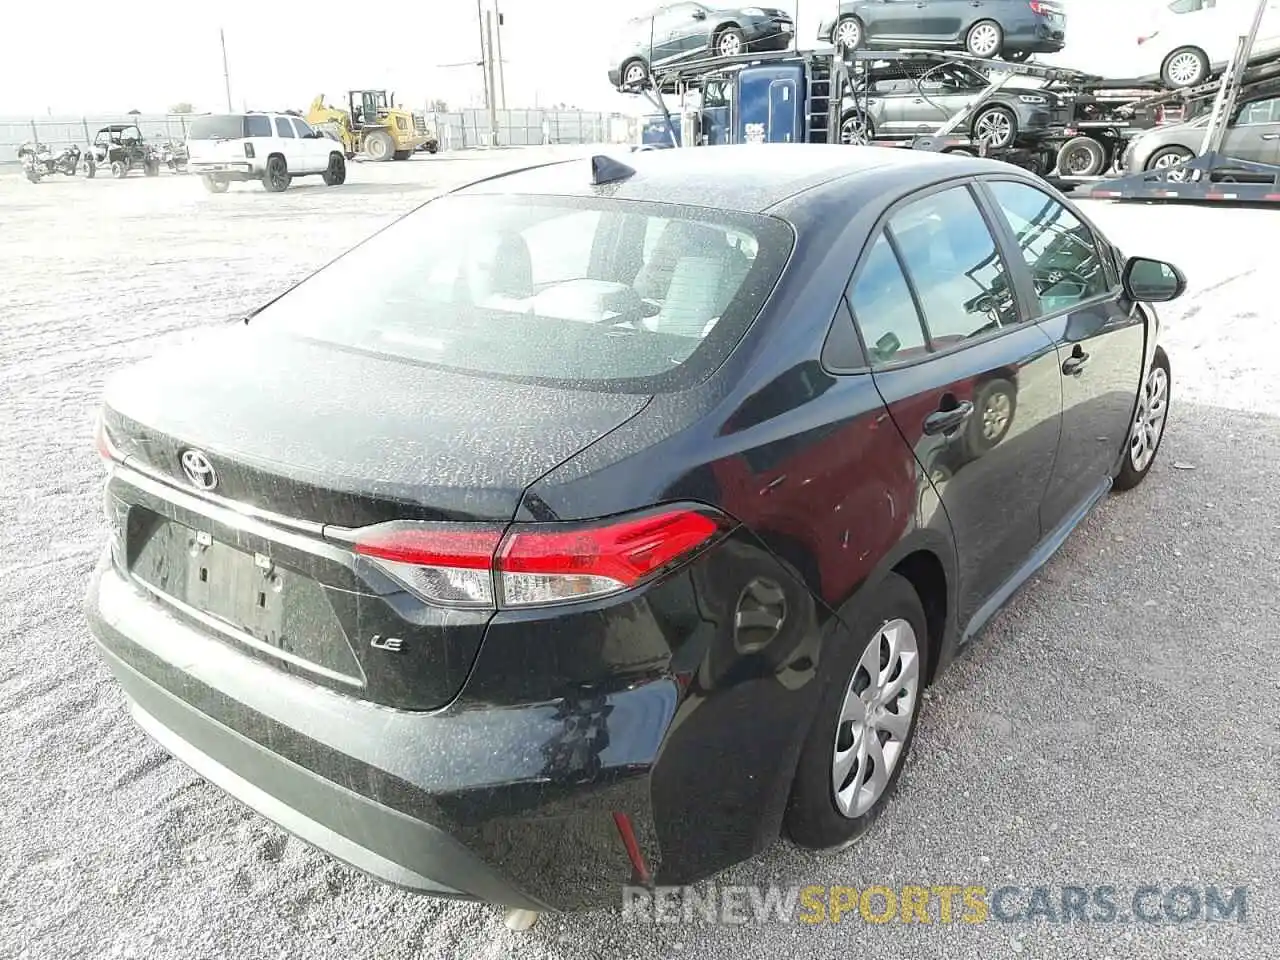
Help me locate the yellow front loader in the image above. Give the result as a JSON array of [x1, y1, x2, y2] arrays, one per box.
[[306, 90, 438, 162]]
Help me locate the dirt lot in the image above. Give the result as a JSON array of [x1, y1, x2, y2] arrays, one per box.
[[1, 152, 1276, 960]]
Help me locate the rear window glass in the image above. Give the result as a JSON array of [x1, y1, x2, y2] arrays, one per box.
[[246, 115, 272, 137], [188, 115, 246, 140], [255, 194, 793, 392]]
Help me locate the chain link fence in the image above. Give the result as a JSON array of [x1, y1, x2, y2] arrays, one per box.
[[2, 109, 639, 162]]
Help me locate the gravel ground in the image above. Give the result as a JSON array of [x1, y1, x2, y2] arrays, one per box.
[[1, 155, 1276, 960]]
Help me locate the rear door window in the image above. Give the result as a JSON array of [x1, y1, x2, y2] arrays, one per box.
[[847, 234, 928, 366], [245, 115, 272, 138]]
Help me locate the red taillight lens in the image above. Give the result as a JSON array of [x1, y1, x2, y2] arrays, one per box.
[[350, 508, 726, 609], [354, 524, 503, 607], [1028, 1, 1044, 13], [95, 413, 118, 464], [244, 142, 255, 158], [498, 509, 723, 607]]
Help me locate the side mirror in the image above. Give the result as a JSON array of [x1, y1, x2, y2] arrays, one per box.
[[692, 8, 707, 19], [1122, 256, 1186, 303]]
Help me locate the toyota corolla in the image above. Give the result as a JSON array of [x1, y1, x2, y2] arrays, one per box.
[[87, 145, 1183, 919]]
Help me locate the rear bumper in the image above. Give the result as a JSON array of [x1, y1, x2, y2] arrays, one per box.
[[189, 161, 258, 180], [86, 554, 661, 911]]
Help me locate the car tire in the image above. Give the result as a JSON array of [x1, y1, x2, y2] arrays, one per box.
[[619, 58, 649, 88], [425, 141, 439, 154], [1057, 136, 1108, 177], [110, 161, 127, 179], [784, 572, 930, 851], [966, 377, 1017, 457], [716, 27, 747, 57], [839, 109, 874, 145], [833, 16, 864, 50], [1161, 46, 1209, 88], [262, 155, 291, 192], [83, 156, 97, 179], [202, 176, 229, 194], [965, 19, 1004, 58], [1114, 346, 1170, 492], [364, 129, 395, 162], [322, 152, 347, 186], [1145, 145, 1196, 177], [972, 104, 1018, 148]]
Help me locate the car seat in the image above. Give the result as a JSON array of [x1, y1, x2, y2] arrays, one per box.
[[461, 231, 534, 308]]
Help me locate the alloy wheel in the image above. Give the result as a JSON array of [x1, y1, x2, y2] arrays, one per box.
[[831, 618, 920, 819], [719, 32, 742, 56], [840, 114, 871, 145], [969, 23, 1000, 57], [624, 63, 647, 85], [982, 391, 1013, 441], [1153, 151, 1194, 181], [1167, 52, 1203, 86], [1129, 365, 1169, 473], [835, 19, 862, 49], [974, 111, 1013, 148]]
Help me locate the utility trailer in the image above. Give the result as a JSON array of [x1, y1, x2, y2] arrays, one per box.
[[1070, 0, 1280, 203]]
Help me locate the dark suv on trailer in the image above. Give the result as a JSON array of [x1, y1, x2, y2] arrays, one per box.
[[841, 60, 1073, 149], [820, 0, 1067, 61], [609, 2, 795, 88]]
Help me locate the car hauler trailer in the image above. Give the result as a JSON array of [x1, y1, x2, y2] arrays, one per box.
[[1074, 0, 1280, 203], [625, 46, 1102, 177]]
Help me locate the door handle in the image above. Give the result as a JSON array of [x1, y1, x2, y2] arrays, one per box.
[[1062, 347, 1090, 375], [922, 401, 974, 436], [1261, 133, 1280, 140]]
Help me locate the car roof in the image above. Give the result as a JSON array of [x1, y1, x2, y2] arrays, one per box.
[[454, 144, 1015, 214]]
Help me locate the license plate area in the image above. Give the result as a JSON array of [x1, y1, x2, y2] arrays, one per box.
[[129, 514, 363, 683]]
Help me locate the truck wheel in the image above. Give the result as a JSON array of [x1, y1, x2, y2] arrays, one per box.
[[393, 149, 411, 161], [322, 152, 347, 186], [1057, 136, 1108, 177], [262, 155, 291, 192], [364, 130, 395, 162], [202, 176, 229, 194]]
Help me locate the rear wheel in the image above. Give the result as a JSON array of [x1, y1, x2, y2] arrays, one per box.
[[425, 140, 439, 154], [262, 155, 291, 192], [1114, 347, 1170, 491], [1162, 46, 1209, 88], [364, 129, 395, 162], [965, 19, 1004, 58], [966, 378, 1017, 457], [1145, 145, 1195, 179], [83, 156, 96, 178], [393, 149, 411, 161], [322, 152, 347, 186], [620, 58, 649, 88], [1057, 136, 1108, 177], [785, 573, 929, 850], [202, 175, 229, 194]]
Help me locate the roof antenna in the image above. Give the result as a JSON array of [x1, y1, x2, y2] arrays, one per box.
[[591, 154, 636, 185]]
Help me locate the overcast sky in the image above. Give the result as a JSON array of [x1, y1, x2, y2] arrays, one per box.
[[2, 0, 1166, 118]]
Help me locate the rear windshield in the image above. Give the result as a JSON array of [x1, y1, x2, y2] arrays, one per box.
[[255, 194, 794, 392], [188, 115, 246, 140]]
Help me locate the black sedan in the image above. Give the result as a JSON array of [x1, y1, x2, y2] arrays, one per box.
[[87, 144, 1181, 919], [609, 2, 794, 88], [819, 0, 1067, 61], [841, 60, 1073, 148]]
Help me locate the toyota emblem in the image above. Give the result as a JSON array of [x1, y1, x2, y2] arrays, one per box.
[[180, 449, 218, 491]]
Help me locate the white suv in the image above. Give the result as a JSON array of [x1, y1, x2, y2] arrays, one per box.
[[186, 112, 348, 193]]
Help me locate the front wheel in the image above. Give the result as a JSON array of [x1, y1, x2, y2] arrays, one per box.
[[1114, 347, 1170, 491], [322, 152, 347, 186], [973, 105, 1017, 149], [83, 157, 97, 178], [785, 572, 929, 850], [110, 161, 127, 179], [839, 110, 874, 145], [1162, 46, 1209, 88], [364, 129, 395, 162], [1145, 145, 1196, 179], [716, 27, 746, 57]]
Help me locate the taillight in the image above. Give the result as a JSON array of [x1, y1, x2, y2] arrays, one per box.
[[95, 412, 118, 464], [351, 507, 728, 609], [1028, 1, 1045, 13], [244, 142, 255, 158]]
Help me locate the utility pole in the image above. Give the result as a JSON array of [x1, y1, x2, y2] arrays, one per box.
[[220, 28, 233, 111], [484, 10, 500, 145], [475, 0, 490, 113], [494, 3, 507, 109]]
